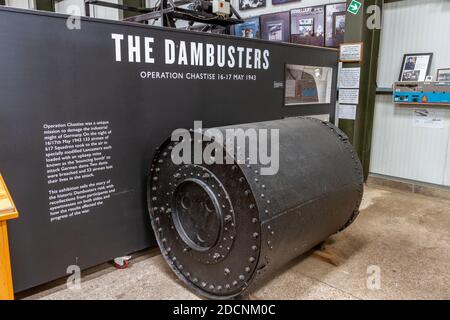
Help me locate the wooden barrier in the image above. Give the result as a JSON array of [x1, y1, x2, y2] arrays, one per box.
[[0, 174, 19, 300]]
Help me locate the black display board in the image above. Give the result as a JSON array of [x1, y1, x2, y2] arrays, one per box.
[[0, 7, 338, 292]]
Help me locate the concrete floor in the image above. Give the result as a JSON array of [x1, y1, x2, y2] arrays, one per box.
[[21, 184, 450, 300]]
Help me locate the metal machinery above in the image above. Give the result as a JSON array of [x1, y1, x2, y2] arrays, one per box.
[[84, 0, 243, 29]]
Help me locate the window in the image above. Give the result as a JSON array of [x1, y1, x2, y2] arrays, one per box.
[[36, 0, 55, 12], [122, 0, 146, 19]]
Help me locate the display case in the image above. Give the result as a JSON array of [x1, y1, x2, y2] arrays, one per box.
[[285, 64, 333, 106]]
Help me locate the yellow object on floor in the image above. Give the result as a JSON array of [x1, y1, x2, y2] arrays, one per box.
[[0, 174, 18, 300]]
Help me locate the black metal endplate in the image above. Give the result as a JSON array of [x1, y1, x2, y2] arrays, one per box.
[[148, 138, 261, 299]]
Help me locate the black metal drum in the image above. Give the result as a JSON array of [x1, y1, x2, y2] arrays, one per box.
[[148, 117, 363, 299]]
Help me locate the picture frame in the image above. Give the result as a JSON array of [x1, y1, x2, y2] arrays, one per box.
[[260, 11, 290, 43], [284, 63, 333, 106], [325, 3, 346, 47], [436, 68, 450, 82], [291, 6, 325, 47], [333, 12, 346, 38], [339, 42, 363, 62], [234, 17, 260, 39], [239, 0, 266, 11], [399, 53, 433, 82]]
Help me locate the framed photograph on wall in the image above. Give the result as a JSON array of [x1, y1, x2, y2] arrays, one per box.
[[260, 11, 290, 43], [325, 2, 346, 47], [291, 6, 325, 47], [436, 68, 450, 82], [399, 53, 433, 82], [239, 0, 266, 10], [333, 12, 346, 38], [234, 17, 260, 39]]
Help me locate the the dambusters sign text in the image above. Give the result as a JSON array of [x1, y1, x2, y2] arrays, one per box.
[[111, 33, 270, 70]]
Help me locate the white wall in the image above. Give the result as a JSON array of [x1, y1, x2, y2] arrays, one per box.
[[5, 0, 34, 9], [371, 96, 450, 186], [55, 0, 85, 15], [376, 0, 450, 87], [370, 0, 450, 186], [90, 0, 121, 20]]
